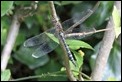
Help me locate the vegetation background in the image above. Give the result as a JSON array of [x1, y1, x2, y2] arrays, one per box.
[[1, 1, 121, 81]]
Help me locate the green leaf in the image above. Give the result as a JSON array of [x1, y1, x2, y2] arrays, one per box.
[[46, 33, 59, 44], [46, 33, 93, 51], [35, 59, 66, 81], [70, 50, 84, 76], [1, 1, 14, 17], [1, 26, 7, 45], [13, 46, 49, 69], [1, 69, 11, 81], [61, 1, 82, 5], [66, 39, 94, 50], [13, 33, 26, 51], [61, 50, 84, 76], [8, 57, 13, 64], [1, 17, 10, 45], [112, 6, 121, 38], [54, 1, 62, 6], [14, 1, 31, 6], [74, 50, 84, 67], [46, 33, 93, 50]]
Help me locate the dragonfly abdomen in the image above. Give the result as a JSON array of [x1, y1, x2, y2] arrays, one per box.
[[59, 32, 76, 66], [67, 50, 76, 66]]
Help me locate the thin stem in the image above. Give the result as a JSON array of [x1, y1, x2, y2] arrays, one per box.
[[48, 1, 77, 81], [65, 28, 111, 38], [49, 1, 58, 21], [81, 72, 91, 80], [11, 71, 66, 81], [73, 70, 91, 80], [1, 14, 21, 71]]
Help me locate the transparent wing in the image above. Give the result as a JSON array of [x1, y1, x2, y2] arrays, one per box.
[[24, 27, 56, 47], [32, 37, 58, 58], [24, 27, 59, 58], [61, 9, 96, 39], [62, 9, 93, 32], [24, 8, 92, 47]]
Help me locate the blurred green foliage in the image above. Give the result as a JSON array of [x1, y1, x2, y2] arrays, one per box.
[[1, 69, 11, 81], [1, 1, 121, 81], [1, 1, 14, 16]]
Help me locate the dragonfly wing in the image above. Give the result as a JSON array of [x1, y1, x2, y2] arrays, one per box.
[[62, 9, 92, 31], [32, 38, 59, 58], [62, 18, 74, 31], [24, 28, 56, 47]]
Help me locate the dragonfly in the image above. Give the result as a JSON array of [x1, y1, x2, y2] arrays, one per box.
[[24, 2, 101, 66]]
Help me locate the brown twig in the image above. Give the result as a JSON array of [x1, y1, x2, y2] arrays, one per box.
[[91, 15, 115, 81], [48, 1, 77, 81], [65, 28, 111, 38], [1, 2, 38, 71], [1, 14, 21, 71]]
